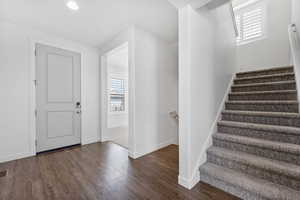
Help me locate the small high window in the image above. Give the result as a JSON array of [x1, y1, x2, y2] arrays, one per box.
[[234, 0, 266, 45]]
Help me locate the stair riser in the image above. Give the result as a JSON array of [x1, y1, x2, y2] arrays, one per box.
[[213, 138, 300, 165], [207, 153, 300, 191], [231, 83, 296, 92], [218, 125, 300, 145], [222, 113, 300, 128], [234, 74, 295, 85], [236, 68, 294, 78], [229, 93, 297, 101], [200, 173, 267, 200], [225, 103, 299, 113]]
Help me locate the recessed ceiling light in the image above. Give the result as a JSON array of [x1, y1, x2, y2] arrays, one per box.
[[66, 0, 79, 11]]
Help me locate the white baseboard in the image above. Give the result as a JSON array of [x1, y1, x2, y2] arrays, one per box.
[[178, 172, 200, 189], [0, 151, 34, 163], [81, 137, 101, 145], [129, 138, 176, 159], [1, 137, 100, 163]]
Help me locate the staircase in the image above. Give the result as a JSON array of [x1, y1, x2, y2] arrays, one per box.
[[200, 66, 300, 200]]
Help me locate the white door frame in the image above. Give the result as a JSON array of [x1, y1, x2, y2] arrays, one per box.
[[29, 39, 85, 156], [100, 42, 136, 158]]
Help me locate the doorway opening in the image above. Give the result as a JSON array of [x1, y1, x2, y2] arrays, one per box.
[[101, 43, 129, 149]]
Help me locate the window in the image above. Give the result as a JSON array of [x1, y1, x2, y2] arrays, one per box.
[[110, 78, 125, 112], [234, 0, 266, 45]]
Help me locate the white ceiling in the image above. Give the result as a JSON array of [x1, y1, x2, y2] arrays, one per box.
[[0, 0, 178, 47], [232, 0, 249, 7]]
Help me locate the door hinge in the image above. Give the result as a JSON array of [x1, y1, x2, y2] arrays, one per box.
[[34, 49, 37, 56], [35, 109, 37, 118], [35, 140, 37, 146], [33, 80, 37, 87]]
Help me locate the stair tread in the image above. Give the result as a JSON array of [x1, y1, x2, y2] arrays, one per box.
[[234, 72, 294, 81], [200, 163, 300, 200], [202, 66, 298, 198], [230, 90, 297, 95], [236, 66, 293, 76], [207, 146, 300, 178], [213, 133, 300, 155], [222, 110, 300, 118], [218, 120, 300, 135], [226, 100, 298, 104], [232, 80, 296, 88]]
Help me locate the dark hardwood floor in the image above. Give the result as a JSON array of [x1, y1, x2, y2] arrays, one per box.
[[0, 142, 240, 200]]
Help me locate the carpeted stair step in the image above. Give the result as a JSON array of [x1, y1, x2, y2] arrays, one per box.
[[222, 110, 300, 128], [236, 66, 294, 79], [218, 121, 300, 145], [200, 66, 300, 198], [212, 133, 300, 165], [225, 100, 299, 113], [231, 81, 296, 92], [206, 147, 300, 190], [234, 73, 295, 85], [228, 90, 297, 101], [200, 163, 300, 200]]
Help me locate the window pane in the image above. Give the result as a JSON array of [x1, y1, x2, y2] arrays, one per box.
[[110, 78, 125, 112], [234, 1, 265, 44]]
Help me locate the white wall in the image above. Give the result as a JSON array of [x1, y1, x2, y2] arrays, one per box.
[[133, 27, 179, 157], [99, 26, 178, 158], [292, 0, 300, 39], [235, 0, 292, 71], [178, 3, 237, 189], [0, 20, 100, 163]]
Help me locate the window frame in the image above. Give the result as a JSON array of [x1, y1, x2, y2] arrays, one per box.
[[234, 0, 267, 46], [107, 73, 128, 115]]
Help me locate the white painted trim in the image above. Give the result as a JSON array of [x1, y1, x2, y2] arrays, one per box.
[[178, 173, 200, 189], [187, 74, 236, 189], [29, 39, 85, 156], [0, 151, 33, 163], [129, 138, 177, 159], [128, 27, 137, 159]]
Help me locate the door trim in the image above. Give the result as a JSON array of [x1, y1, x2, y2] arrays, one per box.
[[29, 39, 84, 156], [100, 41, 136, 158]]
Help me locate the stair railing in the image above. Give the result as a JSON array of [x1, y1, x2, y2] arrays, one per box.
[[289, 24, 300, 103], [230, 2, 239, 37]]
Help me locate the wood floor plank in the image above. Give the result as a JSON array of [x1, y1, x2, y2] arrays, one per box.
[[0, 142, 240, 200]]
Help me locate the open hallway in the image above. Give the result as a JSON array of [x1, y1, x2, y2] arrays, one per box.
[[0, 143, 239, 200]]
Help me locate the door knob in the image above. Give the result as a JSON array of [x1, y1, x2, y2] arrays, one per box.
[[76, 102, 81, 108], [76, 110, 82, 114]]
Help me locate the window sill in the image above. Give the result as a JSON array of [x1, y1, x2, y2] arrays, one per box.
[[109, 112, 128, 116], [237, 36, 266, 46]]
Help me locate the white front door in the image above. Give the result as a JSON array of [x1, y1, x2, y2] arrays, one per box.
[[36, 44, 81, 153]]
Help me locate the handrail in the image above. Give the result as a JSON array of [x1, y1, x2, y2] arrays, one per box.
[[230, 2, 239, 37], [288, 23, 300, 102]]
